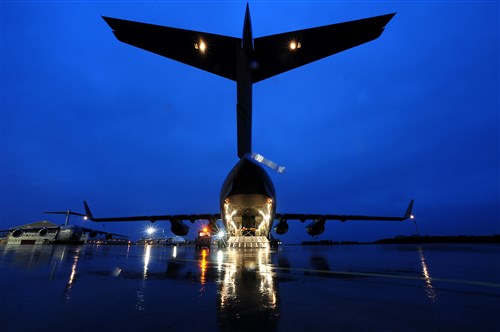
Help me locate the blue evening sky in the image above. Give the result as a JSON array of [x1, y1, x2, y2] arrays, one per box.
[[1, 1, 498, 242]]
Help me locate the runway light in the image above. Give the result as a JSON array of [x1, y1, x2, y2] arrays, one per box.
[[146, 227, 156, 235]]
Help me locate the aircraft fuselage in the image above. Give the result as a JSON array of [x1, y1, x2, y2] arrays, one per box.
[[220, 8, 276, 239], [236, 6, 254, 159], [220, 156, 275, 238]]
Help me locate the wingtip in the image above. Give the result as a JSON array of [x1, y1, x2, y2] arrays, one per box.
[[83, 201, 94, 220], [404, 199, 415, 220], [102, 16, 120, 30], [381, 12, 396, 26]]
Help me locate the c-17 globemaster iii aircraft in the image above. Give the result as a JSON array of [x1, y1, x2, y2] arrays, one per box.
[[0, 210, 126, 244], [84, 4, 414, 247]]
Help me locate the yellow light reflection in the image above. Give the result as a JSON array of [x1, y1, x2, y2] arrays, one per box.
[[67, 254, 79, 287], [64, 248, 81, 300], [218, 249, 278, 311], [417, 246, 438, 302], [200, 249, 208, 285]]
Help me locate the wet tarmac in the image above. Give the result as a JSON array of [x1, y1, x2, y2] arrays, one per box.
[[0, 243, 499, 331]]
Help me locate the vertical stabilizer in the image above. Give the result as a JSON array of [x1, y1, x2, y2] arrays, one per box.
[[236, 4, 253, 158]]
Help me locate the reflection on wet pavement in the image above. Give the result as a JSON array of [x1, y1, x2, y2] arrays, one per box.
[[0, 244, 499, 331]]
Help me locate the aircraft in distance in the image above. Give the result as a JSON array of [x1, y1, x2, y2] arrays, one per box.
[[43, 210, 128, 243], [83, 4, 414, 245], [166, 236, 187, 245], [0, 210, 128, 244]]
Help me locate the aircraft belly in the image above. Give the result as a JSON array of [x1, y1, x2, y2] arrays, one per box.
[[56, 230, 72, 242], [56, 229, 82, 242]]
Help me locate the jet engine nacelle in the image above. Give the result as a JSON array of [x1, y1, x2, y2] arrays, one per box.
[[306, 219, 326, 236], [105, 233, 112, 240], [12, 229, 23, 238], [39, 228, 49, 236], [274, 220, 289, 235], [171, 220, 189, 236], [89, 231, 98, 238]]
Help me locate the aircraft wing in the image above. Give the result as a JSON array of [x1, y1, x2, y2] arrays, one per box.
[[252, 13, 395, 83], [84, 201, 220, 223], [80, 227, 128, 238], [0, 227, 60, 232], [276, 200, 414, 222], [102, 16, 240, 81]]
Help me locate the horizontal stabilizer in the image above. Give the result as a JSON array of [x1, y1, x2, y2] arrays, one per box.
[[251, 13, 395, 82], [102, 12, 394, 84], [102, 16, 240, 81]]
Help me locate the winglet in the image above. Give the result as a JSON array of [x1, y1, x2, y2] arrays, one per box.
[[83, 201, 95, 221], [404, 200, 414, 220]]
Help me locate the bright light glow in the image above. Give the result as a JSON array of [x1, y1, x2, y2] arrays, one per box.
[[67, 250, 80, 294], [411, 215, 415, 219], [417, 247, 437, 302], [290, 41, 301, 50], [143, 244, 151, 279], [217, 231, 225, 239], [172, 246, 177, 258], [195, 40, 207, 53], [203, 227, 208, 233], [146, 226, 156, 235], [200, 249, 208, 284], [83, 216, 88, 220], [217, 250, 224, 270]]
